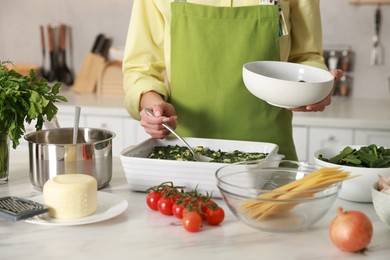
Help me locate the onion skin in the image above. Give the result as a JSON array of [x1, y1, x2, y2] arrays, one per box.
[[329, 207, 373, 253]]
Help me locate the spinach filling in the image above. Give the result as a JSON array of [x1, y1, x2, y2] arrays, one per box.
[[149, 145, 268, 163]]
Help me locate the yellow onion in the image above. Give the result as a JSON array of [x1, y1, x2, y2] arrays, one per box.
[[329, 207, 373, 253]]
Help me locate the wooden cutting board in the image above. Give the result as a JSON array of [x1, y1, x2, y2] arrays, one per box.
[[97, 61, 124, 97], [72, 52, 105, 93]]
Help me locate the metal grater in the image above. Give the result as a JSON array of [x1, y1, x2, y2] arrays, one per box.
[[0, 196, 48, 222]]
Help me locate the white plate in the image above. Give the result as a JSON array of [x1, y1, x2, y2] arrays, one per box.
[[25, 192, 128, 226]]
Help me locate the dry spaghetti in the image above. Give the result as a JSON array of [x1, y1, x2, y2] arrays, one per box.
[[240, 168, 353, 220]]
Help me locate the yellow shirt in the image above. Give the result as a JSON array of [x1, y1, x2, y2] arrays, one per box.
[[123, 0, 327, 120]]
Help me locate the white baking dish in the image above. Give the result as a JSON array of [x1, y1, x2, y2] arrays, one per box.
[[120, 137, 283, 198]]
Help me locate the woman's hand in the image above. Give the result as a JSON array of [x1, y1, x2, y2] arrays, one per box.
[[289, 69, 344, 112], [140, 102, 177, 139]]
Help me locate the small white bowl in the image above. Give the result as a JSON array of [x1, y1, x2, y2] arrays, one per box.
[[313, 145, 390, 203], [371, 183, 390, 226], [242, 61, 334, 108]]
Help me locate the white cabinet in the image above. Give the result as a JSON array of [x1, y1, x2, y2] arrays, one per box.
[[307, 127, 354, 162], [293, 126, 354, 162], [85, 115, 124, 156], [25, 95, 387, 159], [355, 129, 390, 146], [55, 112, 86, 128], [19, 113, 390, 159], [292, 127, 390, 162], [124, 118, 150, 149], [293, 126, 308, 161]]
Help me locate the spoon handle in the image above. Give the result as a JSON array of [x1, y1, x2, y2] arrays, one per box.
[[73, 106, 81, 144], [143, 108, 196, 157], [161, 123, 196, 157]]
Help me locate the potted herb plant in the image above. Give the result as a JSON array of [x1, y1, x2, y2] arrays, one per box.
[[0, 61, 67, 183]]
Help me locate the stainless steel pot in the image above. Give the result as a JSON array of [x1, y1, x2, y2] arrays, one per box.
[[24, 127, 115, 190]]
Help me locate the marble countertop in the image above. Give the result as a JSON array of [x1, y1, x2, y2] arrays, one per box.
[[2, 150, 390, 260], [57, 89, 390, 130]]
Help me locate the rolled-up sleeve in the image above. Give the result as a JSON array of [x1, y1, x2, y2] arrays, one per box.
[[285, 0, 327, 70], [122, 0, 169, 120]]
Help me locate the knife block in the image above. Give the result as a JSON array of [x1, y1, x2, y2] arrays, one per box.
[[72, 52, 106, 94], [96, 61, 124, 97]]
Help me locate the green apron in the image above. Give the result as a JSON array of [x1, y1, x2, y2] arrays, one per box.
[[170, 1, 297, 160]]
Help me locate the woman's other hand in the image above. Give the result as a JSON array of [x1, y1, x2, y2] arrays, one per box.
[[289, 69, 344, 112]]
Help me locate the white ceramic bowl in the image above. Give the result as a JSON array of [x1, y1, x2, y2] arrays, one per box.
[[313, 145, 390, 203], [242, 61, 334, 108], [371, 182, 390, 226]]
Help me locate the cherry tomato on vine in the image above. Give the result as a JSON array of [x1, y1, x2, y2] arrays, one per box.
[[182, 211, 202, 232], [157, 197, 174, 216], [205, 206, 225, 225], [161, 187, 179, 198], [200, 199, 217, 219], [146, 191, 162, 211], [172, 203, 185, 219], [170, 194, 181, 204], [182, 207, 198, 218]]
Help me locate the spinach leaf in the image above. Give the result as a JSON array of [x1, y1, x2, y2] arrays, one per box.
[[318, 144, 390, 168], [328, 146, 355, 164]]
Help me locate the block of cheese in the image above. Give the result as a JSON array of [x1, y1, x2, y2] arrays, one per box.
[[43, 174, 97, 219]]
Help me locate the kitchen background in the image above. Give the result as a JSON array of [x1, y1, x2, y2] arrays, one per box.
[[0, 0, 389, 100]]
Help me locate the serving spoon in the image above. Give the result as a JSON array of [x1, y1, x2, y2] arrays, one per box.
[[144, 108, 212, 162]]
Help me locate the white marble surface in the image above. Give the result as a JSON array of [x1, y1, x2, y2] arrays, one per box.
[[1, 150, 390, 260]]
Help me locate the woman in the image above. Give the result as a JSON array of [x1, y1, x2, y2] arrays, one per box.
[[122, 0, 343, 160]]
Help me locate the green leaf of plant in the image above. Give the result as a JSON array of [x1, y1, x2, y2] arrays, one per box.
[[0, 61, 67, 149]]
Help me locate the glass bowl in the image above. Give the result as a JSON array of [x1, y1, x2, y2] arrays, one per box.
[[215, 160, 341, 232]]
